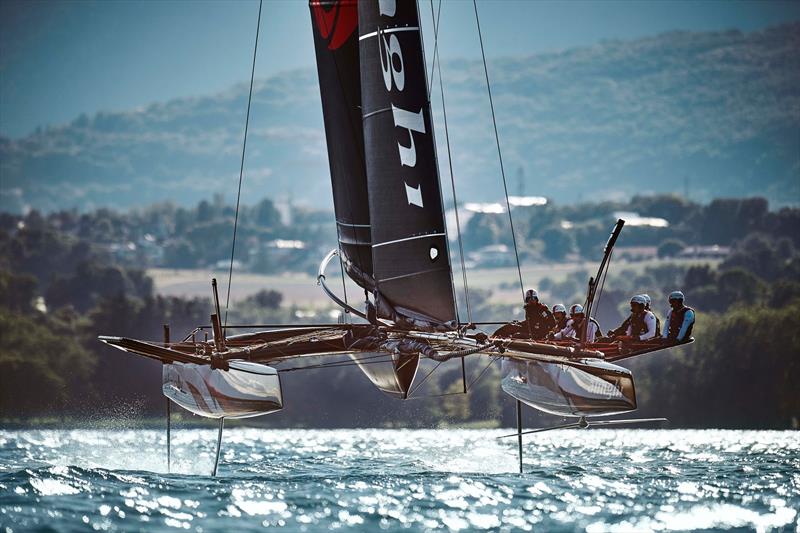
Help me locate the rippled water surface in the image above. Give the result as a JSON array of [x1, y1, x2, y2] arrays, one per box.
[[1, 429, 798, 531]]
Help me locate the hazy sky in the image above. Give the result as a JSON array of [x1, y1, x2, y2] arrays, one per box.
[[1, 0, 798, 138]]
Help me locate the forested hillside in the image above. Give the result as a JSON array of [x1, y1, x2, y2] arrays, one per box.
[[1, 23, 798, 213]]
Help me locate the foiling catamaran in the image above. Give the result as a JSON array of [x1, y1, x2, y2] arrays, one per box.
[[99, 0, 692, 475]]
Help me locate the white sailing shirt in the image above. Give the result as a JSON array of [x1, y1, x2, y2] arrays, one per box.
[[554, 318, 599, 342]]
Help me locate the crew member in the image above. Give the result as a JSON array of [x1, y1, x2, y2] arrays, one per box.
[[551, 303, 568, 333], [554, 304, 599, 342], [609, 295, 656, 342], [641, 293, 661, 337], [521, 289, 556, 340], [662, 291, 695, 343]]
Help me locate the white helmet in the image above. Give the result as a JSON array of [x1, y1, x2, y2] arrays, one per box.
[[569, 304, 584, 317], [641, 294, 651, 308], [630, 295, 647, 306], [552, 303, 566, 314], [525, 289, 538, 303], [669, 290, 685, 302]]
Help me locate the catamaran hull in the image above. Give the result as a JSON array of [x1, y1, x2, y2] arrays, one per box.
[[501, 357, 636, 417], [163, 361, 283, 419]]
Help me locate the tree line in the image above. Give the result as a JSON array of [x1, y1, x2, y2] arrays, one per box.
[[4, 195, 798, 276], [466, 195, 799, 262]]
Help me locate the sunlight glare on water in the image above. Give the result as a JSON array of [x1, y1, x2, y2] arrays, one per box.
[[0, 429, 798, 531]]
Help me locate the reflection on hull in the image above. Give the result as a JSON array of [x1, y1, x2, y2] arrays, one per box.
[[349, 351, 419, 399], [163, 361, 283, 419], [501, 358, 636, 417]]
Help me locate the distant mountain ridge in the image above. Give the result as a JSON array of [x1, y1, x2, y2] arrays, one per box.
[[1, 23, 798, 213]]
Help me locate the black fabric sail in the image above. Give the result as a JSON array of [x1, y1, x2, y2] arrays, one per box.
[[309, 0, 374, 290], [358, 0, 456, 326]]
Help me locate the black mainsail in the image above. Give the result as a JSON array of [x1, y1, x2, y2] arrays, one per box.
[[310, 0, 374, 290], [311, 0, 456, 327], [358, 0, 456, 327]]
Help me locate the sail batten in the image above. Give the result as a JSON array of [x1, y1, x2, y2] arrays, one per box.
[[372, 232, 447, 248], [358, 26, 421, 41]]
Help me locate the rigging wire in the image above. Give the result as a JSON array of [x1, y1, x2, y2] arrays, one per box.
[[416, 0, 460, 327], [278, 349, 441, 374], [277, 343, 500, 377], [472, 0, 525, 302], [279, 356, 397, 373], [224, 0, 263, 328], [408, 353, 499, 399], [426, 0, 443, 101], [408, 359, 444, 396], [429, 0, 472, 325], [418, 1, 468, 393], [466, 354, 499, 389], [277, 351, 397, 373]]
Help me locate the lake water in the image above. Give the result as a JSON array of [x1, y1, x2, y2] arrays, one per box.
[[1, 429, 797, 531]]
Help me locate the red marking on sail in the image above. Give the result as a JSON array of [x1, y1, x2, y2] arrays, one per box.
[[311, 0, 357, 50]]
